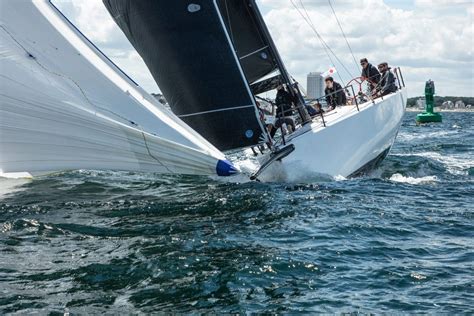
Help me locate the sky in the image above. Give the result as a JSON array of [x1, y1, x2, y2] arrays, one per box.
[[54, 0, 473, 98]]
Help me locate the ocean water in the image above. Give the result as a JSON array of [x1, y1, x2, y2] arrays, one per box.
[[0, 112, 473, 314]]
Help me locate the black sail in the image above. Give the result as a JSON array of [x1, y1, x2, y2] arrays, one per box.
[[217, 0, 278, 83], [103, 0, 269, 151]]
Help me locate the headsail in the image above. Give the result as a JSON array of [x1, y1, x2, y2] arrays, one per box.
[[0, 0, 236, 177], [103, 0, 271, 151]]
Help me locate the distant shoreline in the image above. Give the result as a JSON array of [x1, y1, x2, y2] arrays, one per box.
[[406, 108, 474, 113]]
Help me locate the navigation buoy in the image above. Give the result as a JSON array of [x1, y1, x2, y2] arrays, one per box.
[[416, 80, 442, 123]]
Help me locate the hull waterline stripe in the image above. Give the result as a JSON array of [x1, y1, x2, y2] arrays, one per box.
[[178, 104, 254, 118]]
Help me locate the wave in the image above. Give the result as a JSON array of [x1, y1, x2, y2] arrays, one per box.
[[0, 177, 30, 199], [393, 152, 474, 176], [389, 173, 438, 185], [397, 130, 458, 142]]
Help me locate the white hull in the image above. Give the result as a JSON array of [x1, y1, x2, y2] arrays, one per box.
[[259, 88, 407, 181]]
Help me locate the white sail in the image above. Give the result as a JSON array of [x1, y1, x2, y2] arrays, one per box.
[[0, 0, 237, 177]]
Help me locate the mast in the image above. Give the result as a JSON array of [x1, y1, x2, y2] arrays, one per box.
[[248, 0, 311, 124]]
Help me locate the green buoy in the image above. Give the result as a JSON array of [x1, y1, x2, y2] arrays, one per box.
[[416, 80, 442, 123]]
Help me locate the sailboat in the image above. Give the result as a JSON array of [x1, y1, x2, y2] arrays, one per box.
[[103, 0, 407, 181], [0, 0, 237, 178]]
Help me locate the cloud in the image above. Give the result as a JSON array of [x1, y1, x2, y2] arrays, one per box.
[[53, 0, 159, 93], [263, 0, 473, 97], [52, 0, 473, 97], [415, 0, 472, 6]]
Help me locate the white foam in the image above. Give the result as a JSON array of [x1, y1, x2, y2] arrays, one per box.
[[389, 173, 438, 185], [333, 175, 347, 181], [0, 177, 30, 198], [234, 158, 259, 175], [411, 152, 474, 175], [397, 130, 457, 142], [0, 171, 33, 179]]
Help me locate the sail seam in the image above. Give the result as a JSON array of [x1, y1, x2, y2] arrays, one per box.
[[178, 105, 254, 118]]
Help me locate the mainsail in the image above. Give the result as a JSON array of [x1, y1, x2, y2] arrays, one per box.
[[217, 0, 279, 83], [103, 0, 290, 151]]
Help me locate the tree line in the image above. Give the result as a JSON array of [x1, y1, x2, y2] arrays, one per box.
[[407, 96, 474, 107]]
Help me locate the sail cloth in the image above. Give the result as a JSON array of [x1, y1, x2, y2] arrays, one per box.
[[103, 0, 271, 151], [251, 75, 284, 95], [0, 0, 236, 177], [217, 0, 279, 83]]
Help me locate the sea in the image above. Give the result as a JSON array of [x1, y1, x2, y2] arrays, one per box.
[[0, 112, 473, 314]]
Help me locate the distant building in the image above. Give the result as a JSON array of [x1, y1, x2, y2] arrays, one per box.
[[416, 98, 426, 109], [455, 100, 465, 109], [307, 72, 324, 100], [442, 101, 454, 109]]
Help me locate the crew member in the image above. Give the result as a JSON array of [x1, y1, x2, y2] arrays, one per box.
[[270, 84, 296, 138], [377, 62, 398, 97], [324, 77, 347, 110], [313, 101, 325, 115], [360, 58, 381, 91], [275, 84, 294, 118], [306, 101, 324, 117]]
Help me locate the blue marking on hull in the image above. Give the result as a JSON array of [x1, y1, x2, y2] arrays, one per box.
[[216, 160, 238, 177]]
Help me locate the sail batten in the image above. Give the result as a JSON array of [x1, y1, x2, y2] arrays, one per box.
[[239, 46, 270, 60], [216, 0, 278, 84], [178, 105, 255, 119]]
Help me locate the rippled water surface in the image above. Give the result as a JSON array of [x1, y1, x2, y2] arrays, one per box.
[[1, 112, 473, 313]]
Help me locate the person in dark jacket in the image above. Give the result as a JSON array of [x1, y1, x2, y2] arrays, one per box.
[[306, 101, 324, 117], [270, 84, 295, 138], [274, 84, 294, 118], [324, 77, 347, 110], [377, 62, 398, 97], [360, 58, 381, 91]]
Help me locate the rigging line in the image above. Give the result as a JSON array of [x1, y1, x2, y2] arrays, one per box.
[[290, 0, 344, 83], [298, 0, 353, 79], [293, 0, 354, 81], [327, 0, 359, 71], [296, 0, 329, 56], [290, 0, 346, 84], [294, 0, 344, 84]]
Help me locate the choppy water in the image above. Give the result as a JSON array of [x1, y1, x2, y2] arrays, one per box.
[[1, 112, 473, 314]]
